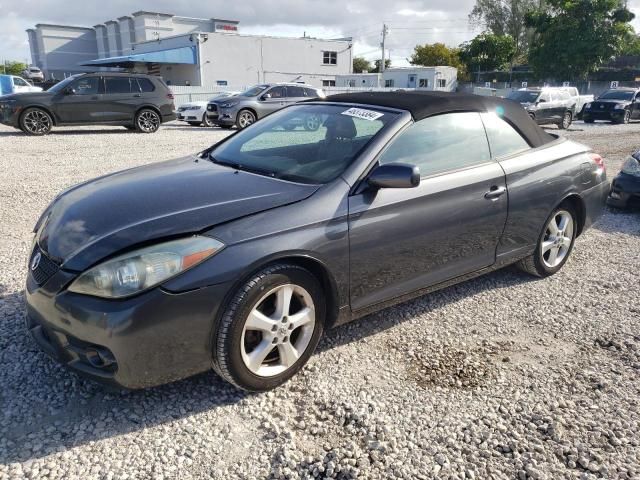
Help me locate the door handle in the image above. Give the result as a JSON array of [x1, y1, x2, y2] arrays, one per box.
[[484, 186, 507, 200]]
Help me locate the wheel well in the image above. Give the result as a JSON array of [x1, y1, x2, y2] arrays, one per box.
[[20, 106, 57, 126], [135, 105, 161, 120], [257, 256, 341, 329], [559, 195, 586, 237]]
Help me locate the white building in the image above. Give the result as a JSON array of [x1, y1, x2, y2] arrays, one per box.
[[26, 11, 353, 87], [335, 66, 458, 92]]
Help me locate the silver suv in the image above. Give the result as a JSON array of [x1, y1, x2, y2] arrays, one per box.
[[210, 83, 325, 129]]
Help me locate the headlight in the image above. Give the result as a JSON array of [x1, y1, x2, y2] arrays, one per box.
[[614, 104, 626, 110], [620, 156, 640, 177], [221, 102, 238, 108], [68, 236, 224, 298], [584, 103, 592, 109]]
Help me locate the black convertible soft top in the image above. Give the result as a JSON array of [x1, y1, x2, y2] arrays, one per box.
[[321, 91, 555, 149]]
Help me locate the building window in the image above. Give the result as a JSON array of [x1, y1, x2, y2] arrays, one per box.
[[419, 78, 429, 88], [322, 79, 336, 87], [385, 79, 394, 88], [437, 78, 446, 88], [216, 80, 228, 86], [348, 79, 356, 87], [323, 51, 337, 65]]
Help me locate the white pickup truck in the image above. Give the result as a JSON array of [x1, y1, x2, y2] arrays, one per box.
[[0, 75, 43, 95], [559, 86, 594, 118]]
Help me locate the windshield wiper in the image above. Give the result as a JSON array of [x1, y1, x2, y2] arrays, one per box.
[[208, 154, 276, 178]]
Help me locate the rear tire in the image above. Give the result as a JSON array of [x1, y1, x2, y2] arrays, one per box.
[[516, 205, 577, 278], [135, 108, 161, 133], [212, 264, 325, 391], [558, 111, 572, 130]]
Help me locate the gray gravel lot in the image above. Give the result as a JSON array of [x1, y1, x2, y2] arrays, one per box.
[[0, 121, 639, 480]]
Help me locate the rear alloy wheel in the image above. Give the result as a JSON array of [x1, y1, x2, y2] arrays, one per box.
[[558, 111, 572, 130], [517, 206, 577, 277], [135, 109, 161, 133], [212, 264, 325, 391], [20, 108, 53, 136], [303, 114, 322, 131], [237, 109, 256, 129]]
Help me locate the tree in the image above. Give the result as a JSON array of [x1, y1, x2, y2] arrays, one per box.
[[352, 57, 371, 73], [620, 31, 640, 56], [368, 59, 391, 73], [525, 0, 635, 80], [1, 61, 27, 76], [469, 0, 537, 58], [410, 43, 460, 67], [459, 33, 516, 79]]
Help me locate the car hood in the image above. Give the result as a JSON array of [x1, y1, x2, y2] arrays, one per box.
[[38, 156, 320, 271]]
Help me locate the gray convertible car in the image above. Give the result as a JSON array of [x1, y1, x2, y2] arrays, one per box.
[[25, 92, 608, 391]]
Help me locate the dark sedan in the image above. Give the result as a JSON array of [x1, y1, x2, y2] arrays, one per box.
[[0, 72, 176, 135], [582, 89, 640, 124], [608, 151, 640, 208], [25, 92, 608, 391]]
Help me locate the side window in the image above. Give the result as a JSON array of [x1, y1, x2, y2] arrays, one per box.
[[13, 77, 28, 87], [72, 77, 99, 95], [287, 86, 306, 98], [378, 112, 491, 177], [481, 112, 531, 159], [136, 78, 155, 93], [266, 86, 285, 98], [304, 88, 319, 98], [105, 77, 131, 94]]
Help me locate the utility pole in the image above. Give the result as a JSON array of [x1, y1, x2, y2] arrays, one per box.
[[380, 24, 388, 74]]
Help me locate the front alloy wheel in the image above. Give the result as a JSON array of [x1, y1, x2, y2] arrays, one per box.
[[304, 114, 321, 131], [20, 108, 53, 136], [237, 110, 256, 129], [212, 264, 325, 391], [622, 110, 631, 124], [203, 113, 214, 127], [559, 111, 572, 130], [135, 109, 161, 133]]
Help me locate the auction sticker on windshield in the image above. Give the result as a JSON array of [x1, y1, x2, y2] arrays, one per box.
[[341, 107, 384, 121]]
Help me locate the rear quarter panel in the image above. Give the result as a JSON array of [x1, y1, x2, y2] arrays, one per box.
[[497, 137, 604, 261]]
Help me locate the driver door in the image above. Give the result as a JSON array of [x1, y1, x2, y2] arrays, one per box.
[[53, 76, 103, 123], [259, 86, 287, 117], [348, 112, 508, 311]]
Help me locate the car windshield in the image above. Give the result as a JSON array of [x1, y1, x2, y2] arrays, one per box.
[[240, 85, 269, 97], [209, 104, 398, 184], [599, 90, 634, 100], [507, 91, 540, 103], [47, 75, 81, 93]]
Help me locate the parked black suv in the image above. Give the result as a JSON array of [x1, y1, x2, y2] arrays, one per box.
[[0, 72, 176, 135], [582, 89, 640, 124]]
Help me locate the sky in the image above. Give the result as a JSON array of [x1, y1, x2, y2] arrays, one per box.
[[1, 0, 640, 68]]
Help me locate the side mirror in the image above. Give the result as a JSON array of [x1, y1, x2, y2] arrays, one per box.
[[261, 93, 272, 100], [64, 87, 76, 95], [537, 98, 546, 103], [368, 163, 420, 189]]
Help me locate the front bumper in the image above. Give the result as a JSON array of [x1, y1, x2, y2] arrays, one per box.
[[607, 172, 640, 208], [212, 107, 239, 126], [582, 110, 625, 122], [177, 107, 205, 122], [25, 266, 230, 389]]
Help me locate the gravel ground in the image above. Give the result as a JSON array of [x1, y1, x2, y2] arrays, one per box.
[[0, 120, 639, 480]]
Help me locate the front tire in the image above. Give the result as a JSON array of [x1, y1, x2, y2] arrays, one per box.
[[212, 264, 325, 391], [202, 113, 214, 127], [618, 110, 631, 125], [517, 205, 577, 277], [20, 108, 53, 136], [236, 109, 256, 129], [135, 109, 161, 133]]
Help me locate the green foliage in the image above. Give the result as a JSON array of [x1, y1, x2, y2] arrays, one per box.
[[469, 0, 537, 55], [525, 0, 635, 80], [352, 57, 371, 74], [368, 59, 391, 73], [1, 61, 27, 76], [459, 32, 517, 74], [410, 43, 468, 80], [620, 31, 640, 56]]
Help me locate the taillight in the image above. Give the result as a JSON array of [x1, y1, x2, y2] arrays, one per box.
[[591, 153, 605, 173], [166, 92, 174, 100]]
